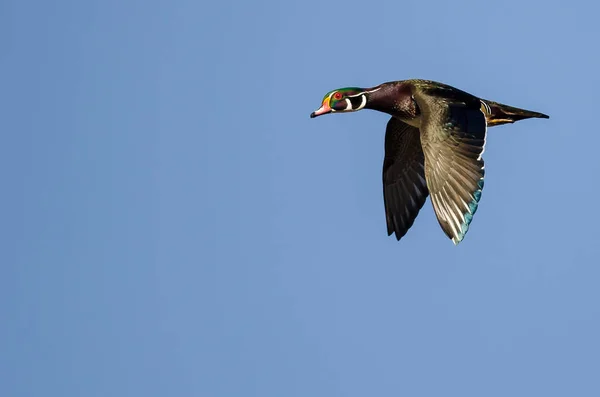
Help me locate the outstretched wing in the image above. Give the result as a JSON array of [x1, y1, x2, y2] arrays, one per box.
[[382, 117, 429, 240], [414, 90, 487, 244]]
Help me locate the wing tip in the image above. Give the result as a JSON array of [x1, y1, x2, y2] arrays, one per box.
[[388, 227, 407, 241], [452, 179, 484, 245]]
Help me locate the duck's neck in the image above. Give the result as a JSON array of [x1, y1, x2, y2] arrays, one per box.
[[365, 82, 420, 121]]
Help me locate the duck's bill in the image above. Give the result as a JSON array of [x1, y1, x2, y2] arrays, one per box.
[[310, 107, 332, 118], [310, 98, 332, 118]]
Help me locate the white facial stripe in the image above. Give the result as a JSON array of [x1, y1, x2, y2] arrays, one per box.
[[344, 98, 352, 111], [356, 95, 367, 110], [337, 94, 367, 112], [348, 87, 381, 97]]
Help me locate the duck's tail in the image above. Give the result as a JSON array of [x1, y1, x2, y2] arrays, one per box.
[[482, 99, 549, 127]]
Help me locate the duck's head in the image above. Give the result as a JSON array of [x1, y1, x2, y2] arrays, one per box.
[[310, 87, 372, 118]]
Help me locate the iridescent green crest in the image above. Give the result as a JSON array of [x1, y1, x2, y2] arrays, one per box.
[[322, 87, 362, 106]]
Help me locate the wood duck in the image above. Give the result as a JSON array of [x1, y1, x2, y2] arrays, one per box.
[[310, 79, 549, 245]]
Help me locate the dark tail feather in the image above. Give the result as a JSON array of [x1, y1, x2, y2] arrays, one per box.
[[483, 100, 549, 127]]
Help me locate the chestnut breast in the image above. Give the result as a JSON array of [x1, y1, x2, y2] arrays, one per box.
[[368, 82, 421, 126]]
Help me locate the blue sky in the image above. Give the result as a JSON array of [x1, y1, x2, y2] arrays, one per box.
[[2, 0, 599, 396]]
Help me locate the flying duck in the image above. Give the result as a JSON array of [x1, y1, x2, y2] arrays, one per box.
[[310, 79, 549, 244]]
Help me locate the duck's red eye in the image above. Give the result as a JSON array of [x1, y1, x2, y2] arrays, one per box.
[[333, 92, 343, 100]]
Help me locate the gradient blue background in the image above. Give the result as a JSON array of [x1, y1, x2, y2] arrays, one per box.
[[2, 0, 599, 396]]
